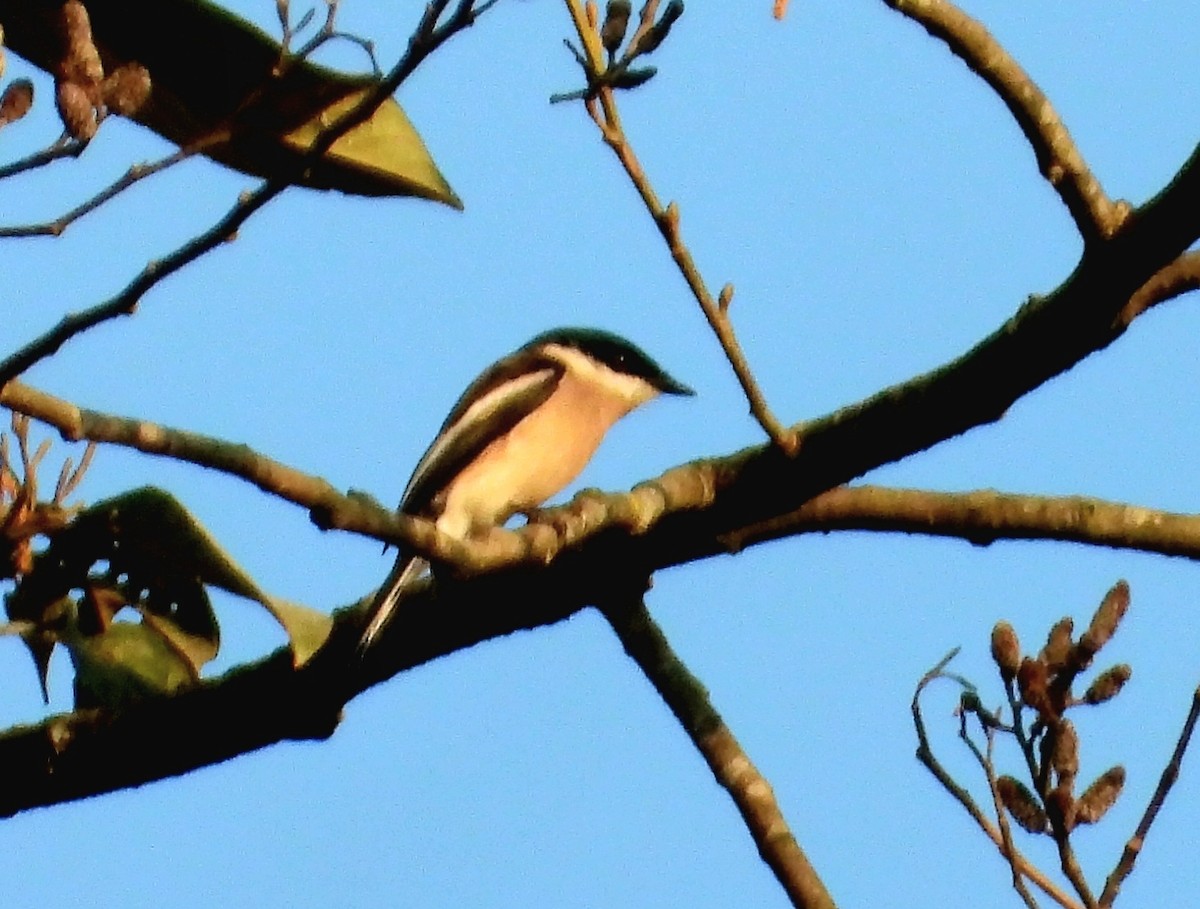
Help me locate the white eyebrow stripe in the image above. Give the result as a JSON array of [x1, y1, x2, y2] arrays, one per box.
[[401, 366, 559, 509], [541, 342, 660, 405]]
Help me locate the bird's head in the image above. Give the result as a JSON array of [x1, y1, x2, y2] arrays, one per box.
[[527, 326, 695, 407]]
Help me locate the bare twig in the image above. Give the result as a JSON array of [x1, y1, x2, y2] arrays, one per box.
[[0, 138, 88, 181], [981, 727, 1042, 909], [600, 593, 834, 909], [0, 146, 200, 239], [562, 0, 800, 455], [0, 0, 494, 388], [720, 485, 1200, 564], [1115, 250, 1200, 329], [1098, 685, 1200, 907], [913, 653, 1083, 909], [1049, 814, 1096, 907], [882, 0, 1122, 242]]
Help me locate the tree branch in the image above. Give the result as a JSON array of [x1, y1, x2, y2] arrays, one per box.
[[1115, 250, 1200, 329], [883, 0, 1123, 241], [561, 0, 799, 455], [0, 138, 89, 181], [0, 146, 199, 239], [11, 378, 1200, 579], [719, 485, 1200, 563], [600, 593, 833, 909], [0, 0, 493, 388], [913, 653, 1083, 909], [1098, 685, 1200, 907]]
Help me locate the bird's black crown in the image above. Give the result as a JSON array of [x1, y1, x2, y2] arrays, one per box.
[[527, 326, 694, 396]]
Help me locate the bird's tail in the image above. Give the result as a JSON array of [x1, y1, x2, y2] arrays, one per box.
[[355, 554, 428, 658]]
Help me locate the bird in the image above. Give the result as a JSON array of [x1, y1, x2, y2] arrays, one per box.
[[355, 326, 694, 656]]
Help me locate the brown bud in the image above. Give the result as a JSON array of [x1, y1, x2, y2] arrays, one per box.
[[57, 0, 104, 87], [1017, 657, 1049, 713], [629, 0, 684, 57], [601, 0, 632, 56], [102, 63, 151, 117], [990, 621, 1021, 682], [56, 80, 98, 140], [996, 776, 1047, 834], [1083, 664, 1132, 705], [0, 78, 34, 126], [1040, 616, 1074, 672], [1076, 580, 1129, 666], [1075, 765, 1125, 825], [1050, 720, 1079, 781]]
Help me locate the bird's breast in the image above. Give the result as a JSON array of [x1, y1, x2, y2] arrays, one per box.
[[436, 372, 635, 536]]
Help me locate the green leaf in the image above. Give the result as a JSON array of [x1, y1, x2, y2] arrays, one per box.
[[7, 487, 333, 673], [264, 597, 336, 668], [78, 488, 333, 667], [67, 621, 197, 710], [0, 0, 462, 205]]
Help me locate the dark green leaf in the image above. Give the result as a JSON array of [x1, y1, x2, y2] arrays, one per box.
[[68, 621, 197, 710], [0, 0, 461, 204]]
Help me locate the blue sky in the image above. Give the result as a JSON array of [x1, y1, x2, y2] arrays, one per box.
[[3, 1, 1199, 906]]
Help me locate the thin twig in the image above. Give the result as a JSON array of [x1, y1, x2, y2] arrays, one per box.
[[1098, 685, 1200, 907], [0, 138, 88, 181], [882, 0, 1121, 242], [913, 653, 1083, 909], [976, 719, 1040, 909], [0, 0, 494, 387], [1051, 826, 1096, 908], [600, 593, 834, 909], [0, 146, 200, 239], [561, 0, 800, 455]]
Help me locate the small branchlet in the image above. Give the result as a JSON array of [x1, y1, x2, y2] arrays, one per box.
[[921, 584, 1199, 904], [552, 0, 684, 103]]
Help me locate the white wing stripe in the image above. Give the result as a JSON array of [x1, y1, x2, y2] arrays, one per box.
[[401, 367, 557, 507]]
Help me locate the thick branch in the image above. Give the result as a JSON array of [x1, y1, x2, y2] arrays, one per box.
[[8, 474, 1200, 815], [0, 556, 640, 816], [11, 377, 1200, 577]]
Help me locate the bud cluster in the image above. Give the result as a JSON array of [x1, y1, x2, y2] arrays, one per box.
[[990, 581, 1131, 834], [53, 1, 151, 140]]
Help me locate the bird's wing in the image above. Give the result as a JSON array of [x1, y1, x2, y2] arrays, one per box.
[[400, 350, 563, 516], [356, 552, 427, 656]]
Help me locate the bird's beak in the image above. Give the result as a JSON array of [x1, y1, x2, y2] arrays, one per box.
[[661, 374, 696, 397]]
